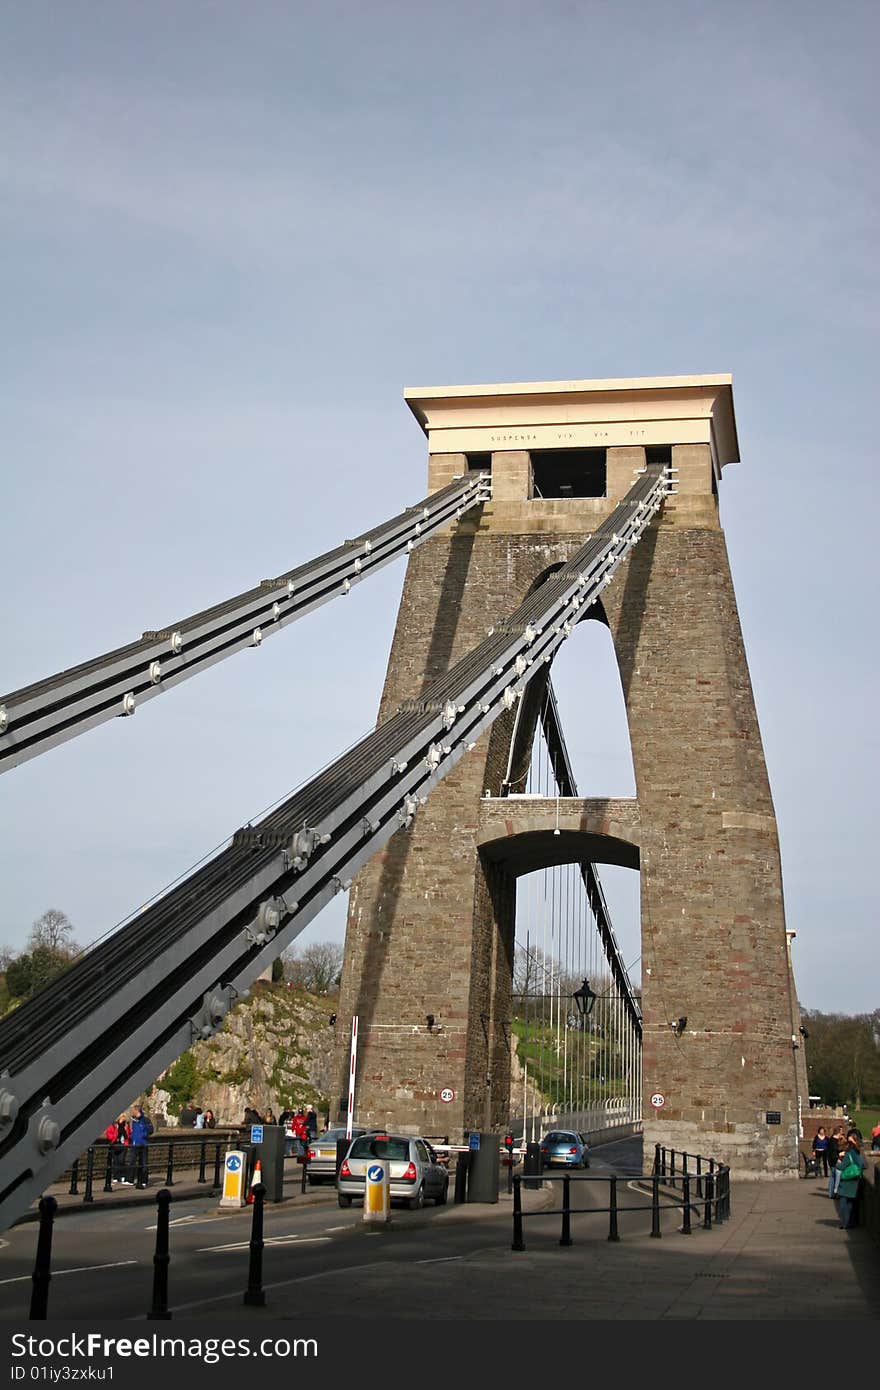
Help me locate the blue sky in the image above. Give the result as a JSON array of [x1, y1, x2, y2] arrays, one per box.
[[1, 0, 877, 1015]]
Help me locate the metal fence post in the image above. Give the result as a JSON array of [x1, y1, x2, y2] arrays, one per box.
[[68, 1158, 79, 1196], [212, 1142, 222, 1194], [197, 1139, 207, 1183], [560, 1176, 572, 1246], [511, 1176, 525, 1252], [651, 1172, 662, 1238], [243, 1184, 267, 1306], [83, 1146, 95, 1204], [653, 1142, 661, 1177], [696, 1153, 703, 1198], [703, 1173, 714, 1230], [165, 1141, 174, 1188], [608, 1176, 620, 1242], [669, 1147, 676, 1189], [148, 1189, 172, 1320], [29, 1196, 58, 1319], [681, 1171, 692, 1234], [301, 1148, 309, 1193], [103, 1146, 113, 1193]]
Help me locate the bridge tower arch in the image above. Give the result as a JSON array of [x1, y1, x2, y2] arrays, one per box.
[[335, 375, 800, 1176]]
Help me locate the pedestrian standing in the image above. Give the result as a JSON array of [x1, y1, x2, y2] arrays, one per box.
[[812, 1125, 829, 1177], [826, 1127, 845, 1198], [835, 1128, 866, 1230], [127, 1105, 154, 1188], [104, 1113, 130, 1183]]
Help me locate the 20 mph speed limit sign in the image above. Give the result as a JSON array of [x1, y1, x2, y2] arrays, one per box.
[[650, 1093, 666, 1109], [439, 1088, 454, 1103]]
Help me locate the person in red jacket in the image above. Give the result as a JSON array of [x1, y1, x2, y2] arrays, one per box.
[[292, 1109, 309, 1157], [104, 1113, 130, 1183]]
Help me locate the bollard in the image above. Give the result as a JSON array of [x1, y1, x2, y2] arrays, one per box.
[[511, 1176, 525, 1252], [703, 1173, 714, 1230], [453, 1151, 469, 1204], [523, 1140, 542, 1191], [103, 1146, 113, 1194], [559, 1175, 572, 1246], [681, 1171, 692, 1234], [197, 1140, 207, 1183], [243, 1183, 267, 1307], [148, 1189, 172, 1320], [29, 1195, 58, 1319], [68, 1158, 79, 1196], [650, 1172, 661, 1238], [608, 1176, 620, 1242], [83, 1146, 95, 1204], [165, 1143, 174, 1188], [212, 1142, 222, 1194]]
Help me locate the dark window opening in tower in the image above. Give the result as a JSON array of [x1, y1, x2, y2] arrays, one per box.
[[645, 446, 671, 467], [531, 449, 606, 498], [465, 452, 491, 472]]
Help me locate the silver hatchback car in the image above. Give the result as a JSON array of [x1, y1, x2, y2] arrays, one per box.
[[337, 1132, 449, 1209], [307, 1126, 367, 1184]]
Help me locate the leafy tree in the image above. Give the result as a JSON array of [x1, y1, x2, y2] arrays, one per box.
[[5, 944, 74, 999], [161, 1052, 202, 1115], [801, 1009, 880, 1109]]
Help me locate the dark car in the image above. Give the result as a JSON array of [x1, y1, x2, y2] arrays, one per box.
[[540, 1129, 590, 1168]]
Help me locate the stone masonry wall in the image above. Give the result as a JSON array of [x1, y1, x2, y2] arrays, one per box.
[[335, 471, 800, 1174]]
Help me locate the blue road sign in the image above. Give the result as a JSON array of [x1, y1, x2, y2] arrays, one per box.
[[226, 1154, 242, 1172], [367, 1163, 385, 1183], [469, 1132, 480, 1150], [251, 1125, 264, 1144]]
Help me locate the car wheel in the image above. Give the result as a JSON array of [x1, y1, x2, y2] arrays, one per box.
[[435, 1180, 448, 1206], [338, 1193, 352, 1208], [408, 1185, 424, 1211]]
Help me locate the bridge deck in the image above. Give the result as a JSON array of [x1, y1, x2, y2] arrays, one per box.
[[14, 1137, 878, 1323]]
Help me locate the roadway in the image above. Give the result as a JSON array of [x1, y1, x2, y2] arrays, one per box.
[[1, 1137, 878, 1326]]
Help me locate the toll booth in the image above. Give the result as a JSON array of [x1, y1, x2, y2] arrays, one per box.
[[250, 1124, 285, 1202], [466, 1131, 500, 1203]]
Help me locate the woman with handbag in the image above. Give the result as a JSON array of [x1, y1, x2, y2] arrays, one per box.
[[826, 1127, 845, 1198], [835, 1129, 866, 1230]]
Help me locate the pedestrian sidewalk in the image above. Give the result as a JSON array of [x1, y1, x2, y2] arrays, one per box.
[[198, 1168, 880, 1322]]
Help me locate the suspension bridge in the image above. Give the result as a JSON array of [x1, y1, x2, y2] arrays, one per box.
[[0, 373, 803, 1235]]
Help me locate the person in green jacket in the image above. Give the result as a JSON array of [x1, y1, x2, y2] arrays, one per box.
[[835, 1128, 866, 1230]]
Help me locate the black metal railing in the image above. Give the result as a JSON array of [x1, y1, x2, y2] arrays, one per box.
[[58, 1135, 232, 1201], [511, 1143, 731, 1251]]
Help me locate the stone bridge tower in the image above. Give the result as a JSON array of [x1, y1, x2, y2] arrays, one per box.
[[334, 375, 800, 1176]]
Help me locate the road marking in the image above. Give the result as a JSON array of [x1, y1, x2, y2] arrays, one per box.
[[197, 1236, 331, 1253], [0, 1260, 138, 1287], [324, 1225, 349, 1232], [145, 1214, 227, 1230], [414, 1256, 464, 1264]]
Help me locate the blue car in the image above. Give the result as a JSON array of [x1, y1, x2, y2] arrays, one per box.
[[540, 1129, 590, 1168]]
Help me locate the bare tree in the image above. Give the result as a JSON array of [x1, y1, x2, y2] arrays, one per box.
[[283, 941, 344, 994], [28, 909, 77, 955]]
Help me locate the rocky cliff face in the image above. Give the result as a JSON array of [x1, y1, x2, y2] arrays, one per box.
[[141, 981, 339, 1127]]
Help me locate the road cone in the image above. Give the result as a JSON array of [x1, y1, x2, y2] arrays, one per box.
[[247, 1158, 262, 1204]]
